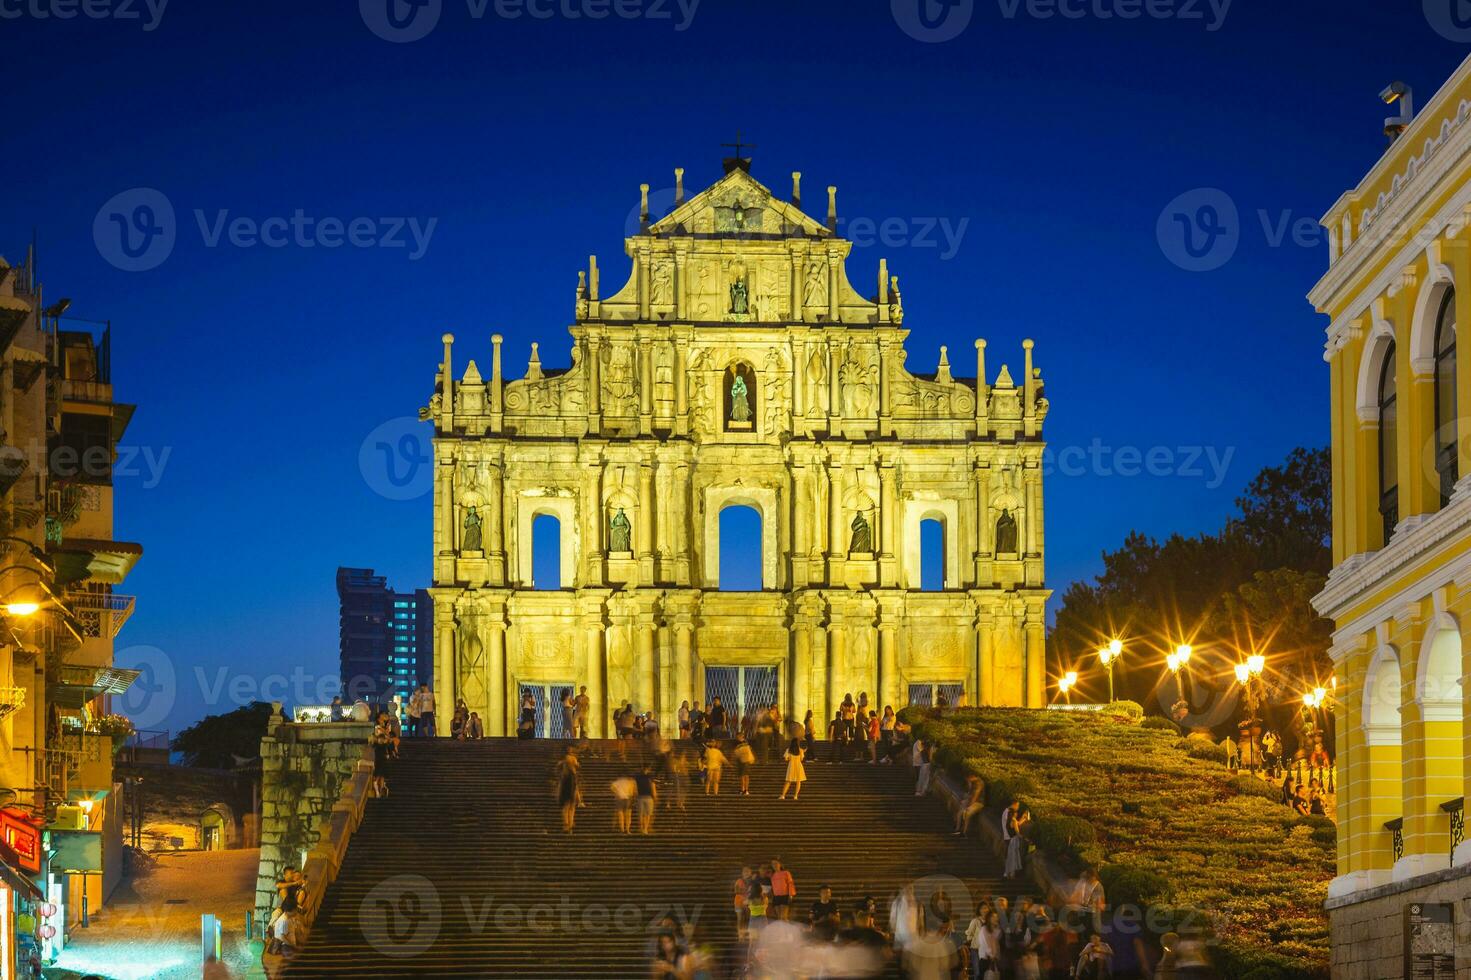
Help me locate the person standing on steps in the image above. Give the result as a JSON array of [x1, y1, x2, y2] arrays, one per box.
[[370, 716, 392, 797], [780, 736, 806, 800], [915, 740, 933, 796], [678, 699, 691, 739], [556, 745, 580, 833], [707, 696, 728, 740], [610, 774, 636, 834], [517, 692, 537, 740], [573, 685, 590, 740], [732, 733, 756, 796], [417, 684, 436, 738], [827, 710, 847, 763], [634, 764, 659, 834], [403, 687, 420, 737], [703, 740, 728, 795], [880, 705, 897, 762], [802, 709, 816, 758], [769, 857, 796, 919], [559, 687, 575, 739], [733, 865, 757, 941]]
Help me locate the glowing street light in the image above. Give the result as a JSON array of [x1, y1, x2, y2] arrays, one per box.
[[1098, 640, 1123, 703], [1058, 670, 1078, 705], [1174, 644, 1192, 664], [2, 601, 38, 617]]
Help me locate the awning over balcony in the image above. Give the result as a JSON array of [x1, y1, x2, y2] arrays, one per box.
[[49, 665, 140, 709], [48, 538, 142, 585]]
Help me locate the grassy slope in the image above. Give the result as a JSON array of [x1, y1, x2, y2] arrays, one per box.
[[904, 706, 1332, 979]]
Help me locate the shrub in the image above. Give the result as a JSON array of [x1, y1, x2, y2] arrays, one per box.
[[1230, 775, 1282, 801], [1026, 814, 1098, 871], [1097, 862, 1171, 909], [984, 775, 1033, 808], [1140, 715, 1178, 731], [1104, 700, 1144, 720], [1181, 739, 1229, 765]]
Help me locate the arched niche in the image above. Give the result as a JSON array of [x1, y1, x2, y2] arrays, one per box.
[[722, 362, 758, 433]]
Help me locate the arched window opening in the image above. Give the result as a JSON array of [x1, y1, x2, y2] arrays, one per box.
[[1378, 341, 1399, 544], [1434, 290, 1458, 507], [919, 518, 946, 591], [531, 513, 562, 589], [718, 505, 762, 590], [722, 363, 758, 433]]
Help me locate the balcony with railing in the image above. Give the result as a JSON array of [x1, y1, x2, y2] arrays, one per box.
[[46, 731, 115, 800], [65, 588, 136, 639]]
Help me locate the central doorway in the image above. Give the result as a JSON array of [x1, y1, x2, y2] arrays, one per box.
[[703, 666, 779, 731], [518, 681, 577, 738]]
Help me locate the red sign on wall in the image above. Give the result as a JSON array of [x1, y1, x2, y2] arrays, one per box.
[[0, 811, 41, 874]]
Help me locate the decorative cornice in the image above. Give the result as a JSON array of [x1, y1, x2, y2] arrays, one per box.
[[1316, 491, 1471, 641]]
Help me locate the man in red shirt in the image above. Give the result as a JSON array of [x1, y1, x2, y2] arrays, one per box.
[[769, 857, 796, 920]]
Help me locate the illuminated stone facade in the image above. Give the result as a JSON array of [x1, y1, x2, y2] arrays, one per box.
[[424, 162, 1050, 738]]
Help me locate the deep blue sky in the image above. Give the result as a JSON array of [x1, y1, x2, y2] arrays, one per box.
[[2, 1, 1466, 733]]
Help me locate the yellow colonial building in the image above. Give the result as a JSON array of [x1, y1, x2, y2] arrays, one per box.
[[1312, 59, 1471, 976], [422, 160, 1050, 738]]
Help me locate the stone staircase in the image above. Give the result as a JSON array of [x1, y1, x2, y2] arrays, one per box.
[[280, 737, 1010, 978]]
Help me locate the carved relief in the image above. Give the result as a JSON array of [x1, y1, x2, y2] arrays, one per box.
[[839, 345, 878, 416], [601, 343, 638, 416], [803, 258, 828, 308], [651, 260, 673, 306]]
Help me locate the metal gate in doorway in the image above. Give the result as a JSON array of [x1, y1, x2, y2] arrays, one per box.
[[907, 682, 965, 709], [518, 682, 577, 737], [703, 666, 778, 732]]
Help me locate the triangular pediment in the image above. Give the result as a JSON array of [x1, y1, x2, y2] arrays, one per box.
[[647, 168, 831, 239]]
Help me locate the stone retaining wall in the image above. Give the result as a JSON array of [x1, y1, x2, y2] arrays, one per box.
[[252, 706, 373, 929]]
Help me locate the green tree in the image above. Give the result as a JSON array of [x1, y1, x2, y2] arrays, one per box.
[[171, 701, 274, 768], [1233, 446, 1331, 574]]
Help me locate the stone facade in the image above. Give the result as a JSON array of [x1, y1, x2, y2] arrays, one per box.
[[253, 710, 372, 924], [424, 162, 1051, 738], [1325, 869, 1471, 980]]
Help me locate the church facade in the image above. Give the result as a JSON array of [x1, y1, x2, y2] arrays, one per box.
[[423, 161, 1050, 737]]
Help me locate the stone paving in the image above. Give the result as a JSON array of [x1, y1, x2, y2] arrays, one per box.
[[45, 848, 259, 980]]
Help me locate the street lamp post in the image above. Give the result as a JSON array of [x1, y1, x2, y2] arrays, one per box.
[[1235, 656, 1267, 772], [1098, 639, 1122, 704]]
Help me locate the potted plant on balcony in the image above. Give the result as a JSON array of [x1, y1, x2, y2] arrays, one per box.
[[92, 714, 135, 755]]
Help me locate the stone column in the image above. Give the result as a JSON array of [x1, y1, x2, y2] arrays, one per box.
[[674, 460, 691, 586], [583, 609, 607, 738], [976, 607, 995, 706], [879, 461, 897, 587], [488, 620, 507, 736], [829, 338, 842, 422], [811, 617, 830, 725], [637, 244, 651, 320], [435, 457, 455, 557], [674, 336, 689, 437], [826, 248, 839, 322], [878, 339, 892, 425], [587, 336, 602, 434], [974, 462, 990, 584], [435, 611, 456, 735], [826, 619, 846, 718], [674, 621, 694, 716], [1025, 464, 1041, 555], [878, 621, 900, 710], [1024, 605, 1046, 708], [583, 463, 604, 584], [490, 333, 504, 432], [487, 461, 505, 584], [638, 460, 655, 583], [636, 618, 657, 717], [791, 616, 812, 722], [827, 458, 844, 576], [638, 336, 654, 434]]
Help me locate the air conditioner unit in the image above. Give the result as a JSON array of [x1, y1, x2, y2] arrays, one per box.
[[51, 806, 85, 832]]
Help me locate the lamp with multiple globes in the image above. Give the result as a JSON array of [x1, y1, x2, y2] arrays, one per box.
[[1057, 670, 1078, 705], [1097, 639, 1123, 703]]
